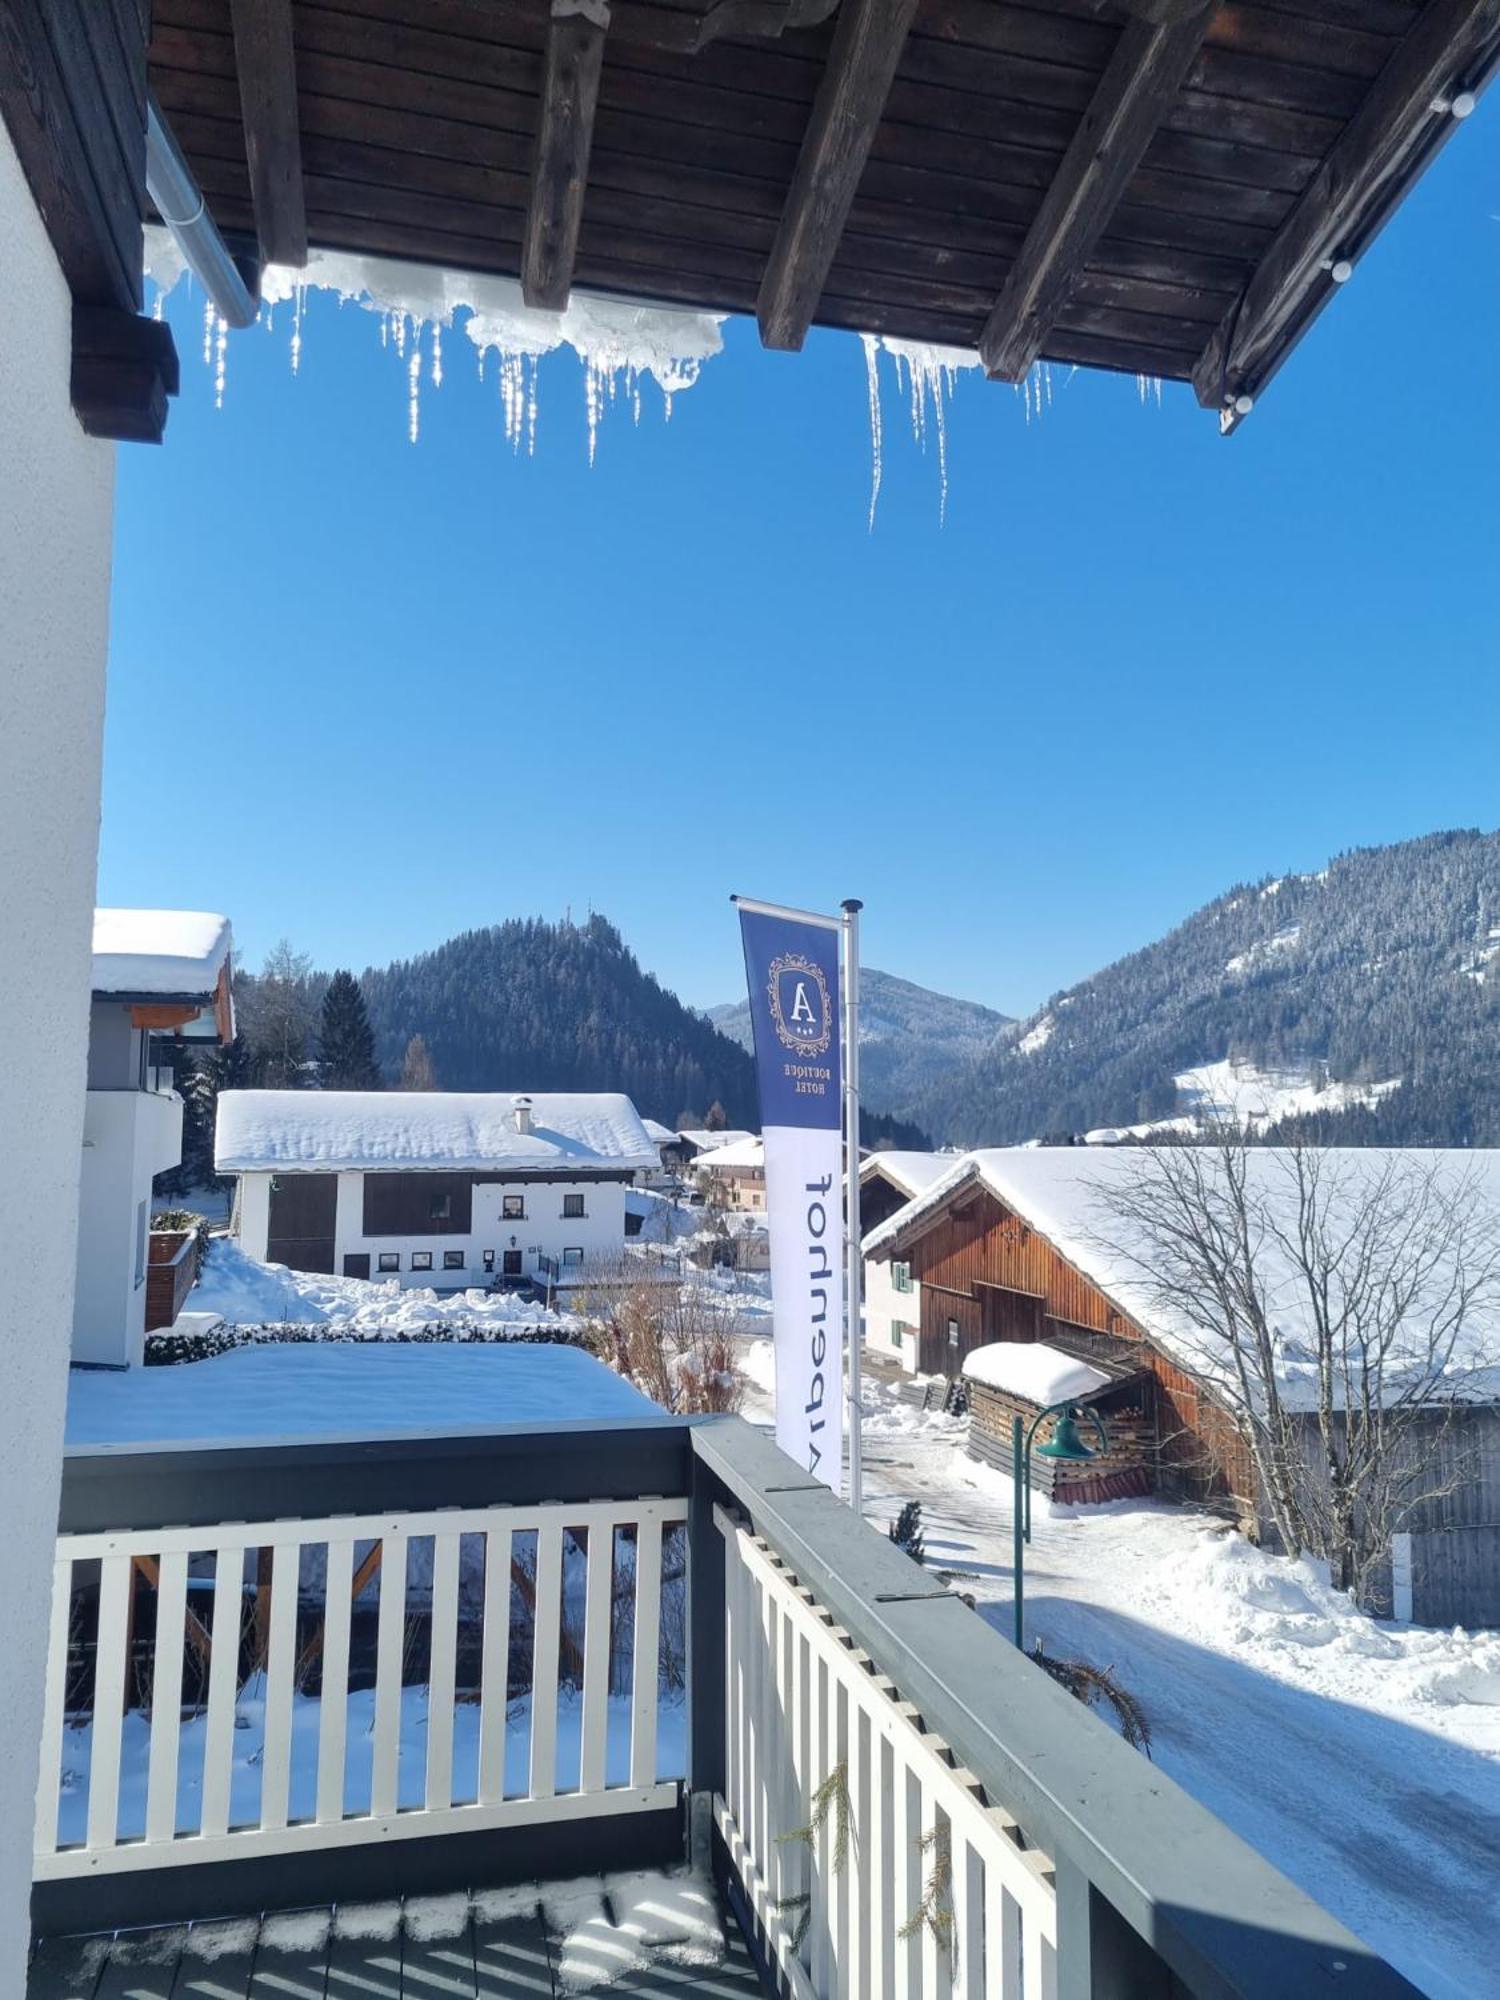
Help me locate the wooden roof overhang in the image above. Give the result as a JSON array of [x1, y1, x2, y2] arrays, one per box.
[[3, 2, 1496, 440]]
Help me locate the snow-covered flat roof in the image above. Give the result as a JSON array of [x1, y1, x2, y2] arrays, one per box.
[[216, 1090, 657, 1174], [92, 908, 232, 997], [692, 1136, 764, 1172], [66, 1341, 661, 1448], [860, 1150, 954, 1200], [868, 1146, 1500, 1407], [962, 1341, 1112, 1407]]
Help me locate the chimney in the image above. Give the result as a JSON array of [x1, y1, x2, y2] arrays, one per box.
[[512, 1095, 533, 1136]]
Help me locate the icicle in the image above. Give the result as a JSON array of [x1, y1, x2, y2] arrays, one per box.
[[860, 333, 883, 531], [408, 342, 422, 443], [290, 286, 304, 375], [527, 353, 538, 456], [431, 321, 443, 389], [213, 312, 228, 409], [152, 289, 164, 323], [202, 297, 215, 367], [393, 311, 407, 358]]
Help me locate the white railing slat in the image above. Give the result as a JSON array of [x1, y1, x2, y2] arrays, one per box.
[[425, 1528, 462, 1812], [144, 1548, 188, 1848], [893, 1749, 918, 2000], [34, 1555, 72, 1858], [315, 1536, 354, 1826], [529, 1520, 564, 1801], [579, 1520, 614, 1794], [199, 1541, 246, 1840], [628, 1513, 662, 1789], [259, 1541, 300, 1833], [478, 1524, 514, 1805], [809, 1650, 830, 1995], [370, 1530, 409, 1819]]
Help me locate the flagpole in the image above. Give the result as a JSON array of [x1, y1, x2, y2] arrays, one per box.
[[842, 898, 864, 1515]]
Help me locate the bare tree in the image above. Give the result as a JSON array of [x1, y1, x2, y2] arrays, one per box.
[[399, 1033, 438, 1091], [250, 939, 315, 1088], [579, 1259, 744, 1416], [1095, 1139, 1500, 1605]]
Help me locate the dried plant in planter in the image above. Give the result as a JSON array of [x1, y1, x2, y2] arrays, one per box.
[[1030, 1642, 1152, 1756]]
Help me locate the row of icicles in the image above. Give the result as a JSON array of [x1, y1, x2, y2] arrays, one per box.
[[168, 283, 1163, 520]]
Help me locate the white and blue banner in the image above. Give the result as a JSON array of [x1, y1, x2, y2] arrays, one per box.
[[738, 904, 843, 1492]]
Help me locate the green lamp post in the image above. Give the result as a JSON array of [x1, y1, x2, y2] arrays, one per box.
[[1011, 1400, 1109, 1651]]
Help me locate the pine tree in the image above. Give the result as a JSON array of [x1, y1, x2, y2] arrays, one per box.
[[318, 970, 382, 1089], [401, 1033, 438, 1091], [888, 1500, 926, 1567]]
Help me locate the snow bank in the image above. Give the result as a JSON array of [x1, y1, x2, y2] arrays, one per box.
[[65, 1339, 658, 1447], [91, 907, 231, 996], [215, 1089, 656, 1173], [186, 1237, 569, 1332], [962, 1342, 1110, 1407]]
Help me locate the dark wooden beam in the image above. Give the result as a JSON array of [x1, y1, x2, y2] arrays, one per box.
[[1194, 0, 1500, 428], [522, 0, 610, 312], [229, 0, 307, 267], [979, 2, 1215, 382], [0, 0, 146, 312], [756, 0, 920, 352], [71, 304, 179, 444]]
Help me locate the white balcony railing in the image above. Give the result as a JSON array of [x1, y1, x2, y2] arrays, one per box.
[[716, 1506, 1056, 2000], [36, 1492, 685, 1878]]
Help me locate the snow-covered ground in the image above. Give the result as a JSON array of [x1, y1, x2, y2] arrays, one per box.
[[1084, 1057, 1402, 1145], [739, 1339, 1500, 2000], [183, 1238, 570, 1334]]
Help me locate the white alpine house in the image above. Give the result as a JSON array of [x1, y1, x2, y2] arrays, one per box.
[[217, 1089, 656, 1291], [859, 1151, 954, 1373]]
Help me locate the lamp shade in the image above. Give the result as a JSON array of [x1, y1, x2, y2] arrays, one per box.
[[1035, 1408, 1096, 1462]]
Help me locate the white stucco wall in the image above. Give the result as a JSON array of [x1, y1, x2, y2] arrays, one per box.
[[74, 1088, 183, 1367], [235, 1171, 631, 1286], [864, 1255, 921, 1372], [0, 122, 116, 1986]]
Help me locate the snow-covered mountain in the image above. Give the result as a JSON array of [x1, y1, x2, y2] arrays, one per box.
[[708, 969, 1011, 1128], [926, 829, 1500, 1149]]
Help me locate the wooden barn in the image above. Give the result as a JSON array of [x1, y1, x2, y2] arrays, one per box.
[[865, 1147, 1256, 1508], [865, 1146, 1500, 1628]]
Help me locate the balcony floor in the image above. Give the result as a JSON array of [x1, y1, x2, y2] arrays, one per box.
[[28, 1882, 769, 1999]]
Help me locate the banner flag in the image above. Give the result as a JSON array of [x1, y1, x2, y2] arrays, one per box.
[[737, 903, 843, 1491]]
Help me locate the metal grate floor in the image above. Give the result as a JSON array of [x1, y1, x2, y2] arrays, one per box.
[[28, 1884, 771, 1999]]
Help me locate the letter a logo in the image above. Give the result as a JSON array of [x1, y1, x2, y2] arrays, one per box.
[[790, 980, 816, 1027]]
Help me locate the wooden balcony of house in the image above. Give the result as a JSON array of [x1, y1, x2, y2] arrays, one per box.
[[143, 1229, 203, 1336], [27, 1417, 1422, 1999]]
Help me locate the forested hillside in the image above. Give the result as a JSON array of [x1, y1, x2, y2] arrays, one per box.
[[927, 830, 1500, 1148], [357, 916, 756, 1126]]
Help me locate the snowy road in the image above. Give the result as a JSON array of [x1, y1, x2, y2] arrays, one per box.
[[740, 1346, 1500, 2000]]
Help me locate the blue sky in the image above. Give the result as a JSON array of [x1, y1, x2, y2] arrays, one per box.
[[101, 112, 1500, 1021]]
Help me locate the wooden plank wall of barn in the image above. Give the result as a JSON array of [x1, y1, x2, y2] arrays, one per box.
[[911, 1187, 1257, 1508]]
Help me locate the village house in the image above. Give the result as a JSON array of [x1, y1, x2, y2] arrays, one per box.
[[76, 910, 233, 1368], [859, 1150, 954, 1373], [866, 1146, 1500, 1630], [692, 1134, 767, 1213], [217, 1090, 655, 1291], [674, 1125, 756, 1165], [638, 1116, 687, 1185]]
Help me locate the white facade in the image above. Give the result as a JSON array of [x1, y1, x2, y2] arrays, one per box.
[[0, 121, 117, 1994], [236, 1168, 633, 1289], [864, 1251, 922, 1372], [74, 1069, 183, 1367]]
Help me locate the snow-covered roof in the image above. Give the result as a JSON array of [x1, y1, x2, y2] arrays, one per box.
[[641, 1118, 678, 1145], [216, 1090, 657, 1174], [677, 1127, 755, 1154], [92, 908, 232, 997], [868, 1146, 1500, 1407], [962, 1341, 1112, 1407], [693, 1137, 764, 1172], [66, 1341, 662, 1448], [860, 1151, 953, 1199]]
